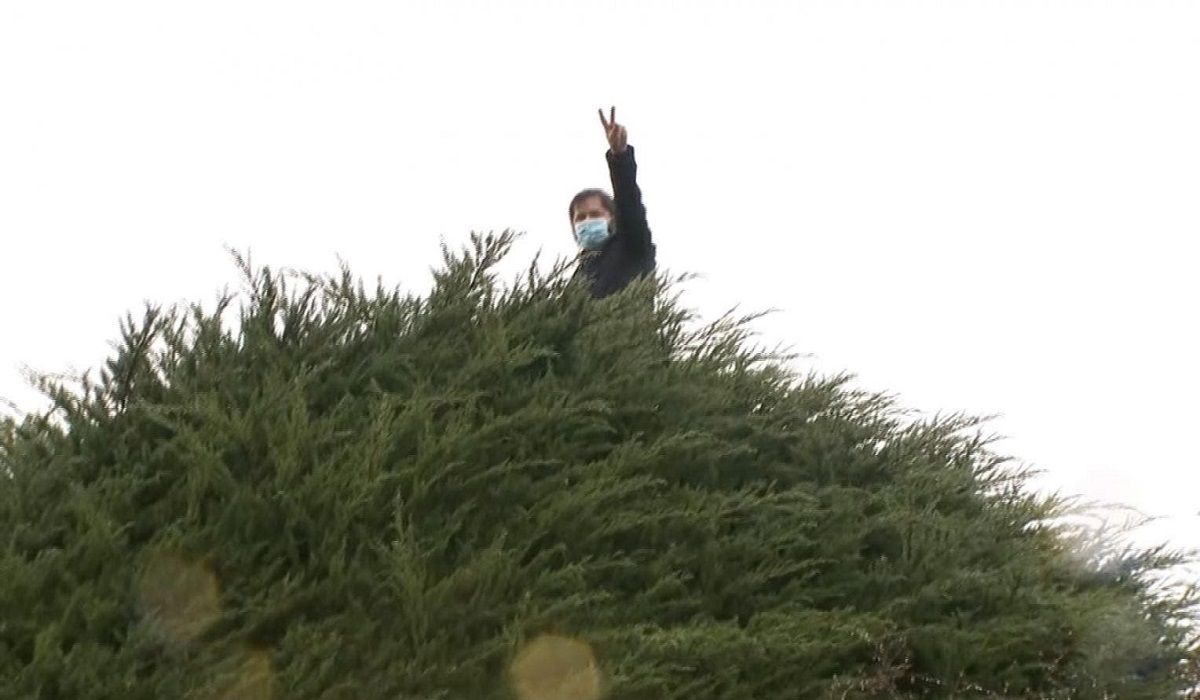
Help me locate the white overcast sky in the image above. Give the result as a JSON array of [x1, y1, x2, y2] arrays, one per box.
[[2, 1, 1197, 570]]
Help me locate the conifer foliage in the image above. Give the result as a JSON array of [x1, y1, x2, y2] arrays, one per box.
[[1, 232, 1197, 698]]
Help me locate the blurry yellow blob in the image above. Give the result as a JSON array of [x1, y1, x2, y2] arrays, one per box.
[[138, 552, 220, 646], [509, 634, 603, 700]]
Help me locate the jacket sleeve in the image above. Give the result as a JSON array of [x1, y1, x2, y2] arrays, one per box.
[[606, 145, 653, 255]]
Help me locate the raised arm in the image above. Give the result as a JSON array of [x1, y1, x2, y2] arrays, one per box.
[[599, 107, 652, 255]]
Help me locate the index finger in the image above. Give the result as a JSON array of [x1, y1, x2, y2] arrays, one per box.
[[598, 108, 609, 129]]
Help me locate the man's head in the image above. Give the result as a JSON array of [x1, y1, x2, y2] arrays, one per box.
[[568, 188, 615, 250]]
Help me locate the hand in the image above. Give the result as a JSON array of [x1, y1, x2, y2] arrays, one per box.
[[598, 106, 628, 154]]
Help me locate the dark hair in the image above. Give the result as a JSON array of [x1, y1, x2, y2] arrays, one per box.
[[568, 188, 614, 222]]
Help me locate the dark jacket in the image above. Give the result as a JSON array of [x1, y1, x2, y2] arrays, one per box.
[[572, 146, 657, 298]]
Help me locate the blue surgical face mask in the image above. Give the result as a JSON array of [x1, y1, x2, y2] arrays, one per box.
[[574, 218, 612, 250]]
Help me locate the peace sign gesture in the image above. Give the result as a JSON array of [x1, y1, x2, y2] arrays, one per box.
[[598, 106, 628, 154]]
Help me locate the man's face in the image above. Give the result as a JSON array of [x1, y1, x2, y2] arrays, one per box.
[[571, 195, 612, 227]]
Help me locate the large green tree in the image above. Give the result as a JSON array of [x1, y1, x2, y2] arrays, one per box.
[[1, 233, 1196, 698]]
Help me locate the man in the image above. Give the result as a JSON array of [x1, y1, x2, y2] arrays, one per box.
[[568, 107, 657, 299]]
